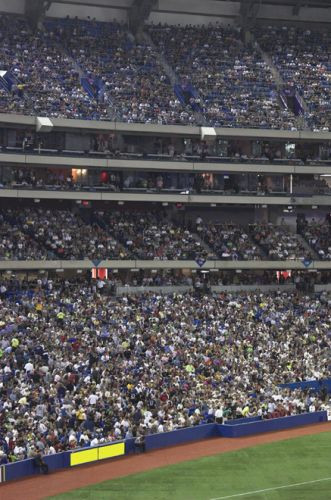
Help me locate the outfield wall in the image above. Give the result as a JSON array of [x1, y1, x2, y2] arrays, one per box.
[[279, 379, 331, 394], [218, 412, 326, 438], [0, 411, 327, 483]]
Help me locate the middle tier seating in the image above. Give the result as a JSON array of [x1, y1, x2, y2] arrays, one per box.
[[0, 208, 329, 261]]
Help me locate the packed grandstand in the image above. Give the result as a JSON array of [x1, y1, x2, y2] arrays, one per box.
[[0, 15, 329, 129], [0, 0, 330, 466]]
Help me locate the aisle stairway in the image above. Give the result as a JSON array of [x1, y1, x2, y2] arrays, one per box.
[[139, 29, 205, 124], [296, 232, 320, 260], [249, 31, 309, 130], [190, 232, 216, 258]]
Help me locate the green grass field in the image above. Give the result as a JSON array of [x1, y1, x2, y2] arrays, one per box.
[[50, 432, 331, 500]]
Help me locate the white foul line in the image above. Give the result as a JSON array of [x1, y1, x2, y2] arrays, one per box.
[[209, 476, 331, 500]]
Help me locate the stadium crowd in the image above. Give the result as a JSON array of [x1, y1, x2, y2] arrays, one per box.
[[0, 16, 101, 119], [0, 282, 329, 462], [94, 211, 209, 260], [298, 219, 331, 260], [0, 208, 209, 261], [0, 216, 48, 261], [1, 208, 128, 260], [0, 208, 329, 261], [47, 18, 194, 125], [0, 15, 329, 129], [197, 223, 262, 260], [249, 223, 311, 260], [256, 25, 330, 131], [148, 23, 296, 129]]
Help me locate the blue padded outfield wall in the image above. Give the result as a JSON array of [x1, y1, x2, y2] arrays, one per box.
[[144, 411, 327, 447], [4, 451, 70, 482], [279, 379, 331, 394], [146, 422, 220, 451], [1, 411, 327, 483], [218, 411, 327, 438]]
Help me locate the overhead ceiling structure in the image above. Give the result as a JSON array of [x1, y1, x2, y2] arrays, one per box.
[[238, 0, 261, 27], [218, 0, 330, 6], [25, 0, 53, 29], [128, 0, 157, 33], [19, 0, 331, 27], [40, 0, 331, 9]]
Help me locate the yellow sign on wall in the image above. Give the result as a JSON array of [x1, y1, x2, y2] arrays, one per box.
[[70, 448, 98, 466], [70, 442, 125, 466], [98, 442, 125, 460]]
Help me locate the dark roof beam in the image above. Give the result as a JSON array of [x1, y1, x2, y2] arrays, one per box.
[[238, 0, 260, 28], [292, 1, 302, 15], [25, 0, 52, 30], [128, 0, 157, 35]]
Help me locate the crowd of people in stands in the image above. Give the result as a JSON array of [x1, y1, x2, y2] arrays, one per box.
[[148, 23, 296, 129], [293, 177, 330, 195], [94, 211, 209, 260], [2, 267, 329, 290], [0, 208, 329, 261], [1, 208, 129, 260], [298, 218, 331, 260], [255, 25, 330, 131], [46, 18, 194, 125], [90, 268, 331, 290], [249, 223, 312, 260], [197, 223, 262, 260], [0, 280, 329, 462], [0, 216, 47, 261], [0, 14, 329, 129], [3, 166, 329, 200], [0, 16, 101, 119]]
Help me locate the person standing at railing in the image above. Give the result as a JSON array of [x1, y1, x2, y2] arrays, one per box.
[[215, 406, 223, 424], [32, 450, 49, 475], [134, 432, 146, 453]]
